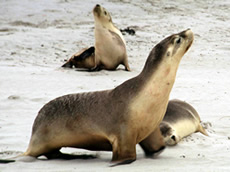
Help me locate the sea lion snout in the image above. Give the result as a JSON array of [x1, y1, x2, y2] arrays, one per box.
[[180, 28, 192, 35], [181, 29, 194, 51], [176, 29, 193, 41], [184, 29, 193, 40], [167, 29, 194, 58], [93, 4, 102, 16], [93, 4, 111, 21]]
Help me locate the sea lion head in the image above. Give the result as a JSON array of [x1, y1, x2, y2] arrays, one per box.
[[160, 122, 178, 146], [93, 4, 113, 27], [160, 29, 194, 62], [143, 29, 194, 74]]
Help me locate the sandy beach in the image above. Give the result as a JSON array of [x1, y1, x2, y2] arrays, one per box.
[[0, 0, 230, 171]]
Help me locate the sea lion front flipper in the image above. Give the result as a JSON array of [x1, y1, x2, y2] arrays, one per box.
[[88, 65, 102, 72], [139, 126, 166, 158], [123, 59, 131, 71], [110, 136, 136, 166]]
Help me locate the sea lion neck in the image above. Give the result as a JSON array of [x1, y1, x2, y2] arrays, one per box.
[[111, 43, 170, 101], [140, 41, 167, 78], [111, 75, 144, 101]]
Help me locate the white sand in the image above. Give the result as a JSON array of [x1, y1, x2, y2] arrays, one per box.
[[0, 0, 230, 171]]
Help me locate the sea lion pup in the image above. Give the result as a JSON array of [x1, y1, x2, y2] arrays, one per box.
[[160, 99, 208, 146], [62, 4, 130, 71], [1, 29, 193, 165]]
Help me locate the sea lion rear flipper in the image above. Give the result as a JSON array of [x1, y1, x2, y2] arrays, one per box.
[[62, 46, 95, 68], [76, 46, 95, 61], [0, 152, 25, 163], [0, 159, 15, 163], [198, 124, 209, 136]]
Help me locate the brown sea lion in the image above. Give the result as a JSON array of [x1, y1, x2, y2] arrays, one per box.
[[1, 29, 194, 165], [62, 4, 130, 71], [160, 99, 208, 146]]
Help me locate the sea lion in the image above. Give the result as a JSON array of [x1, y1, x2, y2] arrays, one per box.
[[160, 99, 208, 146], [62, 4, 130, 71], [1, 29, 193, 165]]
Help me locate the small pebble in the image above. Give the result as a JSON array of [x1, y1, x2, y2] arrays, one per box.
[[180, 155, 186, 158], [8, 95, 20, 100]]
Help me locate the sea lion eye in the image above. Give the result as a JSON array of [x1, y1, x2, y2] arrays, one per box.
[[104, 11, 107, 15], [171, 135, 176, 141], [167, 51, 170, 56], [176, 37, 181, 44]]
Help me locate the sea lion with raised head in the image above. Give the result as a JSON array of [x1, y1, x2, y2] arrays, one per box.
[[159, 99, 208, 146], [62, 4, 130, 71], [1, 29, 193, 165]]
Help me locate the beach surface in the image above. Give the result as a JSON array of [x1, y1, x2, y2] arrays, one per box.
[[0, 0, 230, 171]]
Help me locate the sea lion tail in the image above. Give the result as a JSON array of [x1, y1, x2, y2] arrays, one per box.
[[198, 124, 209, 136]]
